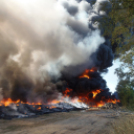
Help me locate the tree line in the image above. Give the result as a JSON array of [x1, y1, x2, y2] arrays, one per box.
[[110, 0, 134, 109]]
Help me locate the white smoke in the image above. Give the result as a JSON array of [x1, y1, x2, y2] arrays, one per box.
[[0, 0, 106, 84]]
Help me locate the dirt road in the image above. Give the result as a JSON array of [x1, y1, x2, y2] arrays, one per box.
[[0, 109, 132, 134]]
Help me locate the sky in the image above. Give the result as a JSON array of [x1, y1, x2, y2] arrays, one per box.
[[102, 59, 121, 93]]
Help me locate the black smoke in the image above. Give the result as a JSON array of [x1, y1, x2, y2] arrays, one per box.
[[56, 0, 117, 104], [0, 0, 117, 104]]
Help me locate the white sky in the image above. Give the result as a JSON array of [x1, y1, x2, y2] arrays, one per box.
[[102, 59, 121, 93]]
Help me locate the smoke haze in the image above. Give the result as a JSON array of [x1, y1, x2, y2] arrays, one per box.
[[0, 0, 113, 102]]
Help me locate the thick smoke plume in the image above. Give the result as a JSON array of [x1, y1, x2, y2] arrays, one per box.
[[0, 0, 113, 103]]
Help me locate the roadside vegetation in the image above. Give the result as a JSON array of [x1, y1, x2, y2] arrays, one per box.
[[108, 0, 134, 110], [110, 115, 134, 134]]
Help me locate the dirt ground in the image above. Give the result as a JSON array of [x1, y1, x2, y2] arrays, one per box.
[[0, 108, 133, 134]]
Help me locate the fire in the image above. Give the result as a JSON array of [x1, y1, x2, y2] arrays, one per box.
[[79, 68, 97, 79], [62, 88, 120, 108], [107, 99, 120, 104], [0, 98, 43, 107], [94, 101, 105, 107], [0, 98, 20, 107], [50, 100, 61, 104], [37, 106, 41, 110], [49, 106, 56, 109], [63, 88, 72, 97], [0, 93, 120, 109], [79, 69, 90, 79], [79, 74, 90, 79], [92, 89, 102, 99], [0, 67, 120, 109]]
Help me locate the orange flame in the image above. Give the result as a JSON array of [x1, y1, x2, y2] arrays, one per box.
[[0, 98, 20, 107], [79, 68, 97, 79], [0, 98, 42, 107], [79, 69, 90, 79], [37, 106, 41, 110], [49, 106, 56, 109], [62, 88, 120, 108], [0, 67, 120, 108], [92, 89, 102, 99], [63, 88, 72, 97], [50, 100, 60, 104]]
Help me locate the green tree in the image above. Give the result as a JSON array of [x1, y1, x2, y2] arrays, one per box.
[[116, 79, 134, 109], [110, 0, 134, 52], [109, 0, 134, 109]]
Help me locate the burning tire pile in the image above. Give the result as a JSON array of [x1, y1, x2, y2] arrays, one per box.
[[0, 0, 120, 120], [0, 102, 87, 119]]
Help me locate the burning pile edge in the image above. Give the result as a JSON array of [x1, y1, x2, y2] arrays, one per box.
[[0, 67, 120, 119], [0, 102, 86, 120]]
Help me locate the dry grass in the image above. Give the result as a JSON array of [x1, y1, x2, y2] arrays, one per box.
[[0, 112, 76, 133], [110, 115, 134, 134], [1, 109, 134, 134], [0, 110, 112, 134]]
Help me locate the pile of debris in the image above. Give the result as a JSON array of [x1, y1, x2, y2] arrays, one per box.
[[0, 102, 86, 119], [101, 103, 120, 109]]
